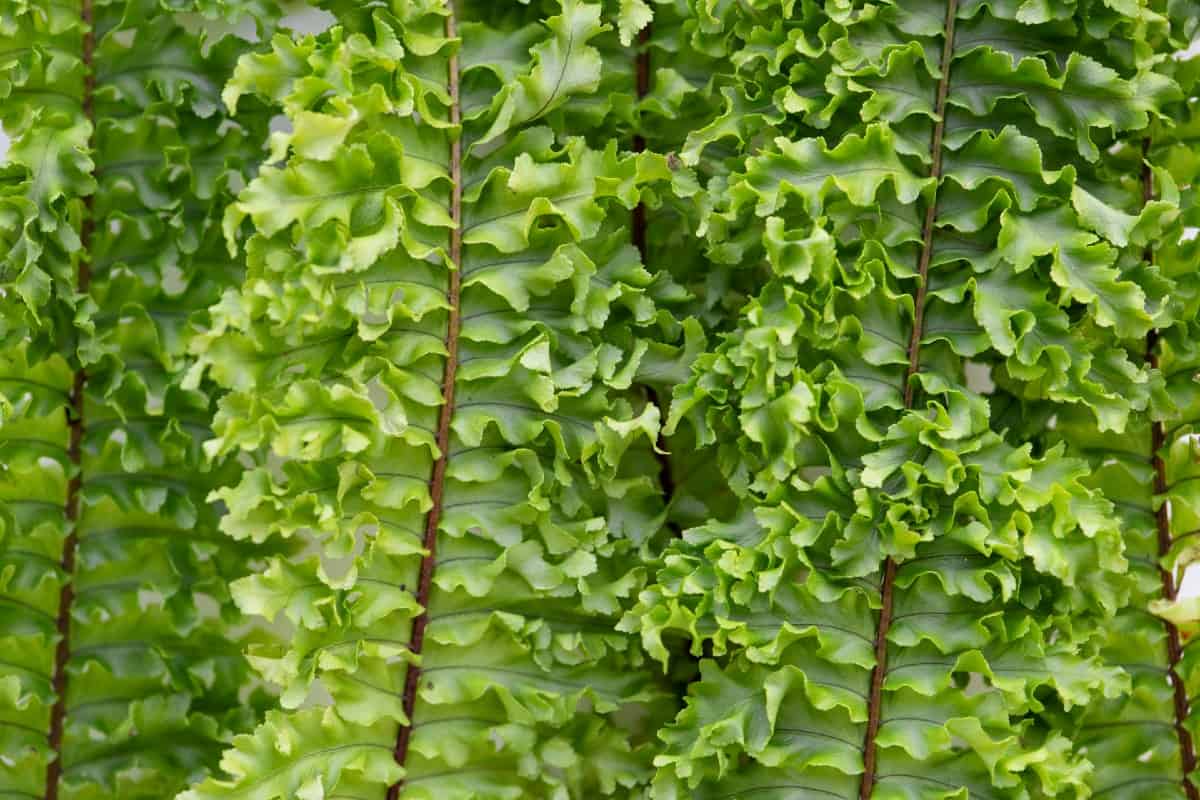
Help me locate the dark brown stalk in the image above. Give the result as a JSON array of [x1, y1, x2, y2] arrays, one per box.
[[44, 2, 94, 797], [631, 23, 651, 256], [630, 23, 678, 509], [1143, 141, 1200, 800], [387, 7, 461, 798], [859, 1, 957, 796]]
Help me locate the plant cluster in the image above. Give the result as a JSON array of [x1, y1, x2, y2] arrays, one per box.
[[2, 1, 1200, 799]]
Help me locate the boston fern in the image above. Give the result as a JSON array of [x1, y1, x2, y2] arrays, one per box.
[[182, 1, 684, 797], [632, 1, 1200, 800], [2, 0, 1200, 799], [0, 1, 280, 798]]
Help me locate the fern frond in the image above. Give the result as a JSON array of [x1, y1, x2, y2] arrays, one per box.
[[634, 1, 1179, 797], [1035, 6, 1200, 798], [184, 2, 681, 797], [0, 1, 280, 796]]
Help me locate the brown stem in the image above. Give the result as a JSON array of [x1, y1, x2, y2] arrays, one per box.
[[859, 2, 958, 797], [631, 24, 651, 261], [387, 7, 461, 798], [44, 3, 94, 797], [629, 23, 678, 519], [860, 556, 896, 799], [1143, 141, 1199, 800], [901, 5, 957, 411]]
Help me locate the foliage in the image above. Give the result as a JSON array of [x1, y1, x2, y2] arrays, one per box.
[[2, 1, 1200, 799], [0, 1, 279, 798], [1031, 8, 1200, 798], [628, 1, 1200, 799], [182, 1, 685, 798]]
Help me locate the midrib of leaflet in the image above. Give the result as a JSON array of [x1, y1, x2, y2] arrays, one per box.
[[858, 1, 959, 797], [387, 5, 462, 798], [44, 1, 93, 796]]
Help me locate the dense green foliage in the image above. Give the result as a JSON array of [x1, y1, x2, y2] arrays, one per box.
[[0, 1, 277, 797], [2, 1, 1200, 799], [632, 1, 1169, 798], [1037, 10, 1200, 798], [181, 1, 688, 797]]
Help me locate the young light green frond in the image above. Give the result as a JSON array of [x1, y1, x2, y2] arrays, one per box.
[[186, 2, 685, 798]]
